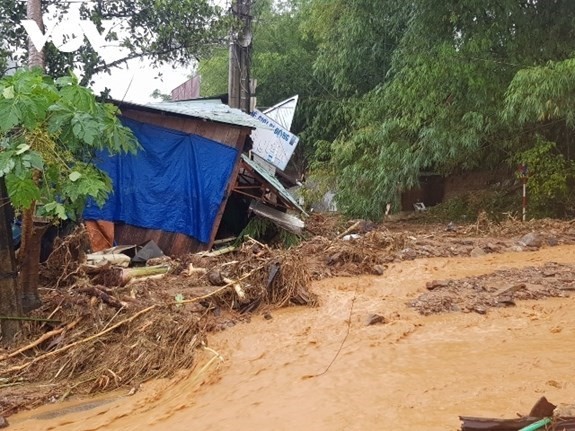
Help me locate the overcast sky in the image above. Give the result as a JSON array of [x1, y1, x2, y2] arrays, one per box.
[[33, 0, 230, 104], [91, 0, 231, 103], [90, 59, 192, 104]]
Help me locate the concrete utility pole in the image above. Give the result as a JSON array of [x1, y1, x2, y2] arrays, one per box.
[[27, 0, 45, 68], [228, 0, 252, 113]]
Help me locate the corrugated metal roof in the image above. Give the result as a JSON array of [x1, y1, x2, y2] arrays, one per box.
[[241, 154, 307, 215], [116, 99, 265, 129]]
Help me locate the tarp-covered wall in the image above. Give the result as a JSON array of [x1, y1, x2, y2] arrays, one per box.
[[84, 117, 238, 244]]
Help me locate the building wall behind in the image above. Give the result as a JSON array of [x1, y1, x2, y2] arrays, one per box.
[[443, 169, 511, 201]]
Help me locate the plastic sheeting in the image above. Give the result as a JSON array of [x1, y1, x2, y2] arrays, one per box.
[[84, 117, 238, 244]]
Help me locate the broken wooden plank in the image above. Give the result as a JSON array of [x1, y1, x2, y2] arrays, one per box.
[[459, 416, 540, 431]]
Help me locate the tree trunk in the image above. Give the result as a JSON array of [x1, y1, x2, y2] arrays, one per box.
[[17, 0, 46, 313], [27, 0, 44, 69], [18, 207, 48, 313], [0, 178, 22, 344]]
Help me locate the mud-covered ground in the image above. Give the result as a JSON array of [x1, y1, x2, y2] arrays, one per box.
[[3, 215, 575, 429]]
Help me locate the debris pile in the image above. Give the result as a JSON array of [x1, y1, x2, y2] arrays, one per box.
[[178, 237, 316, 309], [411, 262, 574, 315], [1, 237, 317, 416]]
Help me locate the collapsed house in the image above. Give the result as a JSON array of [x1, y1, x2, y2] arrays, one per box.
[[84, 99, 305, 256]]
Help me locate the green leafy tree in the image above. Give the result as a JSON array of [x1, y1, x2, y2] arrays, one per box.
[[196, 48, 228, 97], [0, 69, 137, 319], [513, 138, 575, 217], [0, 0, 231, 84], [316, 0, 575, 219]]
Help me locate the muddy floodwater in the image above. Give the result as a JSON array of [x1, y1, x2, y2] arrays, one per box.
[[9, 246, 575, 431]]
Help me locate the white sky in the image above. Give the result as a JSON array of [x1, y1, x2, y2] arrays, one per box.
[[29, 0, 231, 104], [90, 59, 192, 104], [91, 0, 231, 103]]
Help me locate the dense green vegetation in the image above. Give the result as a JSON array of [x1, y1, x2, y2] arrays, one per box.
[[201, 0, 575, 219], [3, 0, 574, 220]]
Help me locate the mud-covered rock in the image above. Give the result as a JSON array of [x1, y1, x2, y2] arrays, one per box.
[[373, 265, 385, 275], [366, 314, 387, 326], [411, 262, 572, 315], [519, 232, 543, 248], [470, 247, 486, 257], [554, 403, 575, 418], [426, 280, 449, 290]]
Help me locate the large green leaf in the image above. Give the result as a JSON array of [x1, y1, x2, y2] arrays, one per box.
[[0, 150, 16, 176], [5, 173, 41, 209], [0, 99, 20, 132]]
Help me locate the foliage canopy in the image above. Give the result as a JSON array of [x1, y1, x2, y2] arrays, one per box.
[[0, 0, 230, 84], [307, 0, 575, 218], [0, 69, 137, 221]]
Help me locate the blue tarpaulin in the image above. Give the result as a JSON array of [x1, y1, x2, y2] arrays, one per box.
[[84, 117, 238, 244]]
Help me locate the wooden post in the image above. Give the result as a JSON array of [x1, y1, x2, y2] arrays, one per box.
[[519, 163, 528, 222], [522, 177, 527, 222]]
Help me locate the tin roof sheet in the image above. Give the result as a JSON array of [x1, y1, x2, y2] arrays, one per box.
[[116, 99, 264, 129], [241, 154, 307, 215]]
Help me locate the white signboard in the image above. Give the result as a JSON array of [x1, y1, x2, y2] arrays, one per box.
[[263, 95, 298, 130], [250, 110, 299, 171]]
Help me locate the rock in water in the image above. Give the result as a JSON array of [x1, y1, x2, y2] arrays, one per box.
[[372, 265, 385, 276]]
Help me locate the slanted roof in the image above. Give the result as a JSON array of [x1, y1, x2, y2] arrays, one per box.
[[115, 99, 265, 129], [241, 154, 307, 215]]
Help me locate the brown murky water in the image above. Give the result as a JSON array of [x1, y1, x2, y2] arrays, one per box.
[[9, 246, 575, 431]]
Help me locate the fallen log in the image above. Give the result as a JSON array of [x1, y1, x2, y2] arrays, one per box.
[[187, 264, 207, 277], [197, 246, 237, 257], [121, 265, 169, 285], [0, 316, 61, 324], [83, 264, 170, 287], [223, 276, 247, 303], [337, 221, 362, 239]]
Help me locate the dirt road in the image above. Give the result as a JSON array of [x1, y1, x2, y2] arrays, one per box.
[[9, 245, 575, 430]]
